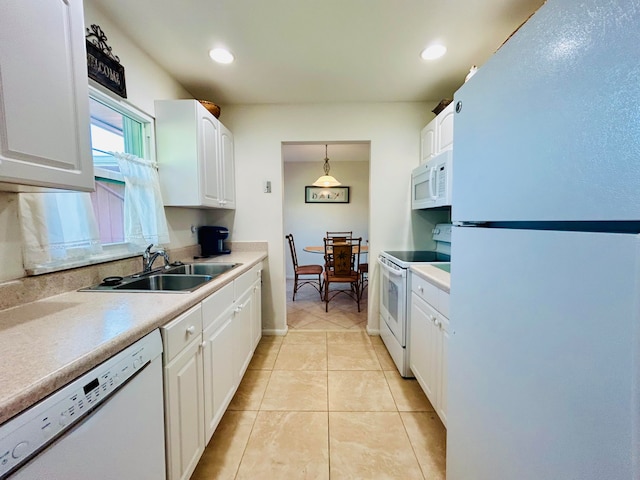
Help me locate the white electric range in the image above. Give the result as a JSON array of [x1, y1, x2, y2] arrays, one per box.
[[377, 224, 451, 377]]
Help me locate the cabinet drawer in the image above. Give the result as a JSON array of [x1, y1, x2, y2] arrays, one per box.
[[411, 273, 440, 309], [234, 263, 261, 299], [202, 282, 234, 330], [161, 304, 203, 364]]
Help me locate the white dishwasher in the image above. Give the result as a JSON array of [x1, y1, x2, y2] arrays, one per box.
[[0, 329, 166, 480]]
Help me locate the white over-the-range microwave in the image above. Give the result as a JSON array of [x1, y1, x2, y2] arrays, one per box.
[[411, 149, 452, 209]]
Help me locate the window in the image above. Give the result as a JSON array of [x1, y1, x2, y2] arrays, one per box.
[[88, 87, 156, 250], [19, 87, 165, 275]]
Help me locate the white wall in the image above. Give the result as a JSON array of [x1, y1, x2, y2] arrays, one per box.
[[84, 2, 191, 116], [221, 102, 439, 334], [284, 160, 370, 278]]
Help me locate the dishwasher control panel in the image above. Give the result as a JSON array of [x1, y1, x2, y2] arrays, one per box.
[[0, 330, 162, 479]]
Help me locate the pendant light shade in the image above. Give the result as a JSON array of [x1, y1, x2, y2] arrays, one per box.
[[312, 144, 341, 187]]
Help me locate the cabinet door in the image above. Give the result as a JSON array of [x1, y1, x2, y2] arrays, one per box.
[[233, 289, 254, 380], [420, 120, 437, 164], [203, 313, 236, 444], [0, 0, 93, 191], [436, 102, 454, 153], [251, 274, 262, 349], [219, 123, 235, 209], [410, 292, 444, 413], [200, 113, 222, 207], [164, 337, 205, 480], [409, 292, 435, 402], [438, 317, 449, 428]]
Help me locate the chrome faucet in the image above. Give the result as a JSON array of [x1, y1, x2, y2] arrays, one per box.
[[142, 244, 170, 273]]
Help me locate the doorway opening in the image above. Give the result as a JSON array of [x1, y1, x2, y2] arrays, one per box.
[[282, 141, 370, 330]]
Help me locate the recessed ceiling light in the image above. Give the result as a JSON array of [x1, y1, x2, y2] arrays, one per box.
[[209, 48, 234, 64], [420, 44, 447, 60]]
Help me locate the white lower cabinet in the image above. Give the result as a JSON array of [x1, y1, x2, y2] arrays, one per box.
[[162, 305, 205, 480], [161, 263, 263, 480], [202, 282, 236, 444], [409, 272, 449, 427]]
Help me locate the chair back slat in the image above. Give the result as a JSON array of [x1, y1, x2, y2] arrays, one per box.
[[326, 231, 353, 243], [332, 243, 353, 275]]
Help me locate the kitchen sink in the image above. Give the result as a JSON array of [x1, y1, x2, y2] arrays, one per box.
[[80, 262, 242, 293], [113, 274, 213, 292]]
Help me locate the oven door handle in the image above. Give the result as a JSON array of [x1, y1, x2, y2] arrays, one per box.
[[377, 257, 406, 277]]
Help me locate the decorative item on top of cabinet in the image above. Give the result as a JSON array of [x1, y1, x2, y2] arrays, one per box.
[[198, 100, 221, 118], [155, 99, 235, 209], [0, 0, 94, 192], [420, 100, 454, 165]]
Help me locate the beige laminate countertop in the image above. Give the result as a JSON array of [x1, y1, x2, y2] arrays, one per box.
[[410, 264, 451, 293], [0, 251, 266, 425]]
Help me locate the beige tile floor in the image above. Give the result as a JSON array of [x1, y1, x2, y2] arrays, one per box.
[[190, 280, 446, 479]]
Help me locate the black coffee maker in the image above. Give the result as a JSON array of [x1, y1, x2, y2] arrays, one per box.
[[198, 226, 230, 256]]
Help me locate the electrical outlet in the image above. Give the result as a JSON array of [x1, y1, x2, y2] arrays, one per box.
[[263, 181, 272, 193]]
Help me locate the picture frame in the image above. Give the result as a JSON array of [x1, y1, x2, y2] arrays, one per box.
[[305, 186, 350, 204]]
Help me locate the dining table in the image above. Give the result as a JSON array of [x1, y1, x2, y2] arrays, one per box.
[[303, 245, 369, 254]]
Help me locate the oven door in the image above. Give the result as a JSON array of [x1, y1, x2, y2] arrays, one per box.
[[377, 256, 407, 346]]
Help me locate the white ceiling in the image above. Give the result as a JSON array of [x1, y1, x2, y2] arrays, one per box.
[[89, 0, 545, 107]]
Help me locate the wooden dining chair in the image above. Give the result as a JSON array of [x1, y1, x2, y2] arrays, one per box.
[[286, 234, 323, 301], [326, 231, 353, 244], [323, 236, 362, 312], [325, 231, 353, 268]]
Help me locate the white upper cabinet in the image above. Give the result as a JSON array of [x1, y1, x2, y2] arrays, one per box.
[[419, 101, 454, 165], [0, 0, 94, 191], [420, 122, 437, 164], [155, 99, 235, 209], [435, 102, 454, 152]]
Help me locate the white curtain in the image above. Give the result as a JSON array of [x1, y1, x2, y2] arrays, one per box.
[[113, 152, 170, 247], [19, 192, 103, 270]]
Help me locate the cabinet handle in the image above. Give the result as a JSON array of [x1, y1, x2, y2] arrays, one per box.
[[433, 318, 440, 327], [201, 341, 207, 349], [418, 286, 424, 293], [235, 303, 245, 313], [186, 325, 196, 335]]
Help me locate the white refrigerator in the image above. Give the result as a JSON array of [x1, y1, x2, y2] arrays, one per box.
[[447, 1, 640, 479]]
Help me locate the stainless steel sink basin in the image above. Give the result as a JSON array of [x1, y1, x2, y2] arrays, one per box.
[[113, 274, 213, 292], [166, 263, 240, 276], [80, 262, 242, 292]]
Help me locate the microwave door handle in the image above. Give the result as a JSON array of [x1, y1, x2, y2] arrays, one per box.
[[429, 166, 437, 200]]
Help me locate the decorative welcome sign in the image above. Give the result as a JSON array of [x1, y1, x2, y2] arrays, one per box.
[[86, 24, 127, 98]]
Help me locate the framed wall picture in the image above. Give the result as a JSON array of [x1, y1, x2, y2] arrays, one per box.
[[305, 186, 350, 204]]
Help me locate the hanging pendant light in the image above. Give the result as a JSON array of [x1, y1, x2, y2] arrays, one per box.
[[312, 144, 341, 187]]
